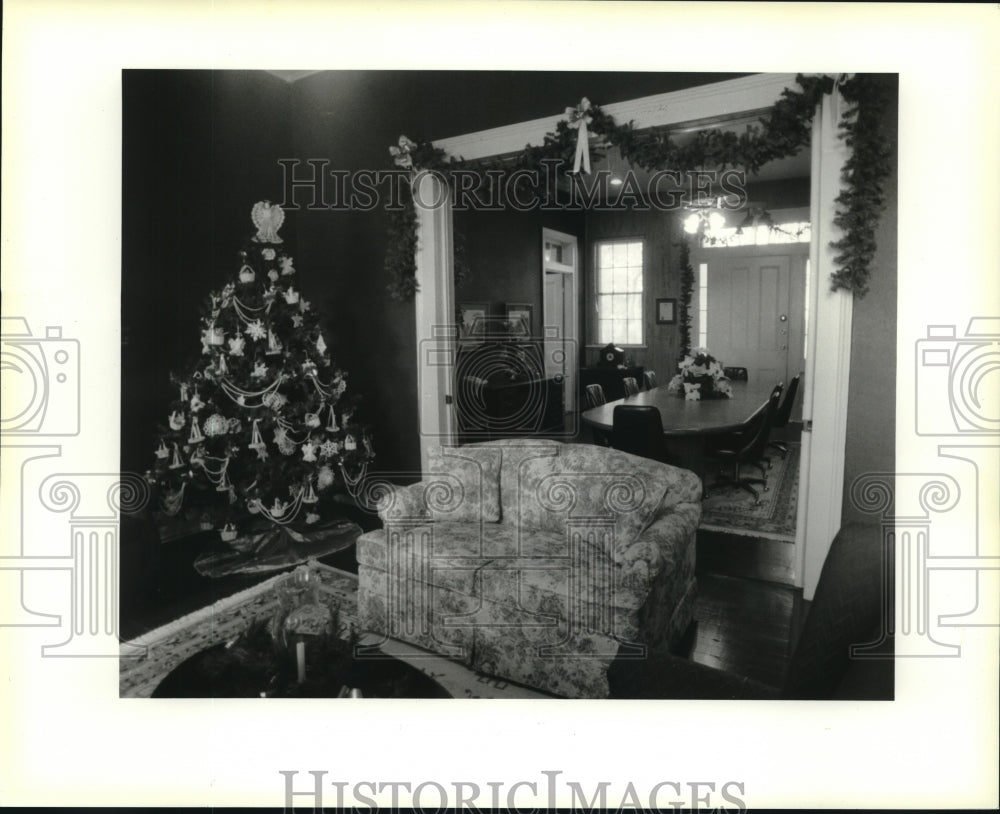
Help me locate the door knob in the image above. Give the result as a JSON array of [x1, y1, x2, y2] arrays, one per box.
[[779, 314, 787, 322]]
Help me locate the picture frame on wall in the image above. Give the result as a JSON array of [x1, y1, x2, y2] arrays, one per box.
[[656, 298, 677, 324], [459, 302, 490, 340], [504, 302, 533, 337]]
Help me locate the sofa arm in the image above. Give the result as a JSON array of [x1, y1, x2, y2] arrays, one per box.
[[616, 501, 701, 585], [374, 481, 430, 524]]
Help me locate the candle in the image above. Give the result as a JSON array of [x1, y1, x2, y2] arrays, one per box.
[[296, 640, 306, 683]]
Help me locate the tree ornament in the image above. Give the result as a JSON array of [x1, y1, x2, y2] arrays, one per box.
[[266, 328, 283, 356], [251, 360, 269, 379], [203, 414, 229, 437], [238, 265, 256, 284], [304, 411, 321, 428], [188, 418, 205, 444], [262, 248, 276, 261], [326, 407, 340, 432], [283, 286, 300, 305], [319, 439, 338, 459], [280, 256, 295, 276], [301, 442, 317, 462], [344, 434, 357, 451], [299, 299, 311, 312], [305, 512, 320, 525], [268, 268, 279, 282], [246, 320, 267, 341], [168, 444, 185, 470], [190, 391, 205, 412], [251, 200, 285, 244], [180, 383, 190, 401], [227, 418, 242, 434], [217, 354, 228, 375], [301, 479, 319, 504], [168, 410, 186, 431], [155, 439, 169, 459], [316, 334, 327, 355], [269, 497, 288, 518], [228, 331, 246, 356], [220, 524, 238, 542], [291, 314, 304, 328], [248, 418, 266, 450], [317, 465, 335, 490]]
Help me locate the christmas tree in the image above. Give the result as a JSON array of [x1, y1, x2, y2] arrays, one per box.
[[148, 201, 373, 547]]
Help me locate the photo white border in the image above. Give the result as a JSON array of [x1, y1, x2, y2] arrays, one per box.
[[2, 1, 998, 808]]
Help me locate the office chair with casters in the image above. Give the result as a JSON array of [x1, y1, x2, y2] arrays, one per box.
[[611, 405, 671, 464], [608, 523, 890, 699], [768, 373, 801, 457], [709, 384, 782, 504], [584, 383, 606, 409], [642, 370, 657, 390], [622, 376, 640, 397], [723, 366, 748, 382]]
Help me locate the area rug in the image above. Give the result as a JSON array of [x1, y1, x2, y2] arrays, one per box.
[[699, 443, 800, 542]]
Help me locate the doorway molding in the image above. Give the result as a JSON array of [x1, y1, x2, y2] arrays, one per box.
[[413, 73, 851, 597], [541, 227, 579, 414]]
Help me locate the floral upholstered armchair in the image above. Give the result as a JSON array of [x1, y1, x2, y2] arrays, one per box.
[[356, 439, 701, 698]]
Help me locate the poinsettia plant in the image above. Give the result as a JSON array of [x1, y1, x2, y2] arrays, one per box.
[[667, 348, 733, 400]]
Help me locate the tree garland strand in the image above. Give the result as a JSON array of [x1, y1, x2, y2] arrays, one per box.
[[384, 73, 893, 301]]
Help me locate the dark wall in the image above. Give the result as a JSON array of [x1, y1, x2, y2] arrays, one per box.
[[122, 70, 761, 477], [281, 71, 750, 474], [454, 208, 586, 331], [842, 81, 898, 525], [121, 70, 291, 476]]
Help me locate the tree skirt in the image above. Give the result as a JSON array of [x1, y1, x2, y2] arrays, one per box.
[[193, 517, 362, 578], [699, 443, 800, 542]]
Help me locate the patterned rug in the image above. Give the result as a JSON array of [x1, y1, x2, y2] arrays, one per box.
[[699, 443, 800, 542]]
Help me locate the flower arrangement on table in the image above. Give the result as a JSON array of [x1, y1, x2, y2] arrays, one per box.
[[667, 349, 734, 400]]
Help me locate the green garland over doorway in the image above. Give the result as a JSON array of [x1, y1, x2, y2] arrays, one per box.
[[384, 73, 894, 302]]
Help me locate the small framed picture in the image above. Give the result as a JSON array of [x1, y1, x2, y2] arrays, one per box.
[[656, 298, 677, 324], [504, 302, 533, 337], [459, 302, 490, 340]]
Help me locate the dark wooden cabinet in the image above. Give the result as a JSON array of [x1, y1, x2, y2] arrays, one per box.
[[579, 365, 645, 402]]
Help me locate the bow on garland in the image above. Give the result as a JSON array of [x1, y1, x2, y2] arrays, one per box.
[[564, 97, 593, 174], [389, 135, 418, 169]]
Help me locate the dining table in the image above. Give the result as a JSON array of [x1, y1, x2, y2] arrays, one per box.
[[580, 379, 778, 479]]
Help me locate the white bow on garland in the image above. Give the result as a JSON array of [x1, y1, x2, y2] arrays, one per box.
[[564, 97, 593, 174]]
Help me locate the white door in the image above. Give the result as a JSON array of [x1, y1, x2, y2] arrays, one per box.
[[704, 254, 804, 389], [542, 229, 578, 414]]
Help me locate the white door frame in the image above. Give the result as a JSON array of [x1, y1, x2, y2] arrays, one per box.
[[413, 171, 457, 470], [418, 74, 853, 595], [541, 227, 579, 414]]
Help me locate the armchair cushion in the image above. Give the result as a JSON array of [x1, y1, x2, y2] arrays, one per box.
[[512, 445, 701, 556], [426, 445, 503, 522]]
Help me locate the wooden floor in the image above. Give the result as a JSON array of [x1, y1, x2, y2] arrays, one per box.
[[688, 530, 800, 689]]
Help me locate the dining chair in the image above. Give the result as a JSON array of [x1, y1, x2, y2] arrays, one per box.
[[622, 377, 640, 397], [723, 366, 748, 382], [709, 384, 783, 504], [584, 383, 607, 409], [768, 373, 801, 457], [642, 370, 657, 390], [611, 405, 672, 464]]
